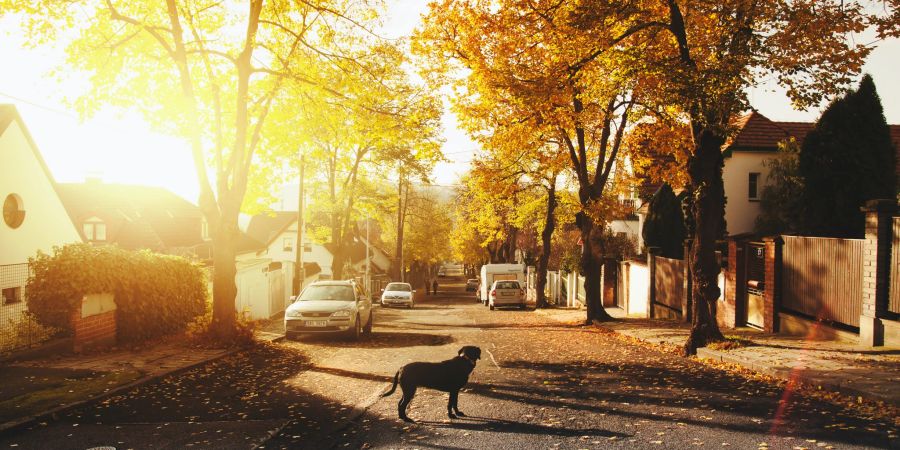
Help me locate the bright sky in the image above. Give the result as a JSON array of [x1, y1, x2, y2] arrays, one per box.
[[1, 3, 898, 205]]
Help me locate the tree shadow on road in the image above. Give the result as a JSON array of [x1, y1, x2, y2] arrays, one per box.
[[416, 415, 631, 439]]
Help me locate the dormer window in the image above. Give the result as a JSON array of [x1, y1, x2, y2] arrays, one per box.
[[283, 237, 294, 252], [83, 216, 107, 241]]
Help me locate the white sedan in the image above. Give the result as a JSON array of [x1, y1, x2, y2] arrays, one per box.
[[488, 280, 526, 310], [380, 282, 415, 308]]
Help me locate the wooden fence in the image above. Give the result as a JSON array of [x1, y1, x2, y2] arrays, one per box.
[[781, 236, 864, 328], [653, 256, 684, 314], [890, 217, 900, 315]]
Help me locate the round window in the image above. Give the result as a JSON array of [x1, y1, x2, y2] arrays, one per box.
[[3, 194, 25, 229]]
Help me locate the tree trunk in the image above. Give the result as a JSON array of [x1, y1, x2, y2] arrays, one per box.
[[211, 220, 238, 340], [536, 182, 557, 308], [577, 212, 614, 323], [332, 246, 346, 280], [683, 128, 727, 355]]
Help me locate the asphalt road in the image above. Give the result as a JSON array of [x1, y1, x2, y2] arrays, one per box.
[[1, 281, 896, 449]]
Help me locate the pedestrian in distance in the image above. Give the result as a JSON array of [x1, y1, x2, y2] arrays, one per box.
[[432, 279, 438, 295]]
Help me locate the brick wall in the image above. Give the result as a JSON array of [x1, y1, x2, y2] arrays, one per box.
[[762, 237, 781, 333], [70, 303, 116, 352], [719, 239, 743, 329]]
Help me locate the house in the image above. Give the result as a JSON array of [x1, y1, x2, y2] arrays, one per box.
[[1, 104, 83, 351], [618, 110, 900, 243], [240, 212, 335, 279], [722, 111, 900, 235], [56, 181, 210, 258], [1, 105, 82, 308]]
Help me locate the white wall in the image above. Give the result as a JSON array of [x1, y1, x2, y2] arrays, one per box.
[[0, 121, 81, 265], [723, 152, 772, 235], [259, 225, 333, 278], [609, 219, 641, 250]]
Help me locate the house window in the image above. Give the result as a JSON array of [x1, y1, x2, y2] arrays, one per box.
[[2, 286, 21, 305], [283, 237, 294, 252], [748, 173, 760, 201], [201, 218, 210, 241], [303, 243, 312, 253], [83, 217, 107, 241], [3, 194, 25, 229]]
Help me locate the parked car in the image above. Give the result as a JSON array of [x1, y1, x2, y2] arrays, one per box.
[[465, 279, 479, 292], [284, 280, 373, 340], [381, 282, 415, 308], [488, 280, 526, 310]]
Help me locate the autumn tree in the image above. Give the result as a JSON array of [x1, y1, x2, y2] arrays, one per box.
[[3, 0, 405, 339], [416, 0, 656, 323], [271, 51, 443, 280], [633, 0, 883, 354]]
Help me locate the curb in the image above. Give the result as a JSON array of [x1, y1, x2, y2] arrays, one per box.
[[537, 310, 897, 408], [695, 347, 898, 407], [0, 336, 285, 436]]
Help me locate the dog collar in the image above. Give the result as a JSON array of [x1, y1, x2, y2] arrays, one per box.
[[461, 354, 477, 366]]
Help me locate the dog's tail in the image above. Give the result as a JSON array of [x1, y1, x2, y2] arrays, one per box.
[[381, 370, 400, 397]]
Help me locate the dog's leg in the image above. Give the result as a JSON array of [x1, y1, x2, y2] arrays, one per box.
[[398, 386, 416, 422], [447, 391, 464, 419]]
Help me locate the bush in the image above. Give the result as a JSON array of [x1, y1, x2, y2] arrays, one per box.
[[27, 244, 207, 344]]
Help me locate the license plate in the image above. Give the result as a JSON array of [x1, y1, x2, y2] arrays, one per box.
[[306, 320, 327, 327]]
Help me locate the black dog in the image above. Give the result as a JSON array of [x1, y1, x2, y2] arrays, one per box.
[[381, 346, 481, 422]]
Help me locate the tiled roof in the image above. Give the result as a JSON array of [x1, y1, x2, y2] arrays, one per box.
[[244, 211, 297, 246], [729, 110, 900, 150], [57, 182, 204, 250], [727, 111, 900, 177]]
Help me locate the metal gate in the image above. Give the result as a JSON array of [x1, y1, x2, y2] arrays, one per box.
[[744, 242, 765, 328], [781, 236, 864, 328]]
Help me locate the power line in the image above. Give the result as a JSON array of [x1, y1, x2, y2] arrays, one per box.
[[0, 91, 79, 119]]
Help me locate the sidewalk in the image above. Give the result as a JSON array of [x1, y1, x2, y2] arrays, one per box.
[[537, 307, 900, 408], [0, 329, 284, 434]]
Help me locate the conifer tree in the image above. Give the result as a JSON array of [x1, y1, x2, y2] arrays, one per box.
[[642, 183, 686, 259], [800, 75, 897, 238]]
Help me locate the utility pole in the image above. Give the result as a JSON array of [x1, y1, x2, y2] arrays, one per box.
[[365, 216, 370, 296], [293, 153, 305, 296], [395, 168, 404, 282]]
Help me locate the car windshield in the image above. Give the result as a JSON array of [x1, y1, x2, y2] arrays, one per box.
[[495, 281, 520, 289], [298, 285, 355, 301], [385, 283, 411, 292]]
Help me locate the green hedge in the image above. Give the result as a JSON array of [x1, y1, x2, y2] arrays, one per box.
[[27, 244, 207, 344]]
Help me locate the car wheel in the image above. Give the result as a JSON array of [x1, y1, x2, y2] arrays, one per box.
[[519, 304, 526, 310], [285, 331, 297, 341], [347, 315, 361, 340], [363, 311, 373, 334], [489, 303, 495, 310]]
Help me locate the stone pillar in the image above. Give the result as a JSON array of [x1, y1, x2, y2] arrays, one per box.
[[682, 239, 692, 323], [762, 237, 782, 333], [720, 237, 745, 329], [859, 200, 897, 346], [71, 293, 117, 352], [647, 247, 660, 319]]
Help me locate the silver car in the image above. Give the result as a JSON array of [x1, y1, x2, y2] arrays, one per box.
[[381, 282, 415, 308], [488, 280, 526, 310], [284, 280, 373, 340]]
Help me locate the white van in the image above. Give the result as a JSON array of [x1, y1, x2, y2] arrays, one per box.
[[478, 264, 526, 305]]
